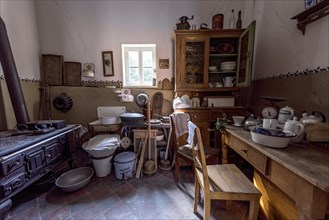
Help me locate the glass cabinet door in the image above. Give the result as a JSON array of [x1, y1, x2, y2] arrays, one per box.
[[237, 20, 256, 87], [180, 36, 209, 88]]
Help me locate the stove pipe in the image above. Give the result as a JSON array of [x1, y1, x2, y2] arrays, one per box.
[[0, 16, 30, 125]]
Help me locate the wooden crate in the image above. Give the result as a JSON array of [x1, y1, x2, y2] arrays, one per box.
[[64, 62, 81, 86], [42, 54, 63, 85]]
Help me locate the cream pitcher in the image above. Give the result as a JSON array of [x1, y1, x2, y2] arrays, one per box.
[[284, 117, 305, 143], [223, 76, 236, 87]]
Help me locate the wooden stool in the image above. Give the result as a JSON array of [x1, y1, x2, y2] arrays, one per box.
[[190, 121, 262, 220]]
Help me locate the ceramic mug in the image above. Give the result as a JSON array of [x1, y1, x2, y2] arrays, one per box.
[[223, 76, 236, 87], [262, 118, 278, 129]]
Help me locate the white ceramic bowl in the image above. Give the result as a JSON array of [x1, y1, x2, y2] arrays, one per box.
[[208, 66, 217, 72], [232, 116, 245, 126], [250, 130, 296, 148]]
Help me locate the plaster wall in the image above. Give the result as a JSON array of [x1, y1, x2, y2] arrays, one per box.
[[0, 0, 328, 130], [244, 1, 328, 78], [0, 0, 41, 130], [34, 0, 245, 82]]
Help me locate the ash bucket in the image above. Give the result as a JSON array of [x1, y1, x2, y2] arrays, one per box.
[[113, 151, 136, 180]]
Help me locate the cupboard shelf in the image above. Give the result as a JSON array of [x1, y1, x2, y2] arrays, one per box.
[[291, 0, 329, 35], [175, 87, 239, 92], [209, 54, 237, 57]]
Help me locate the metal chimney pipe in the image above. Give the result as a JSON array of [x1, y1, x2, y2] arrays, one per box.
[[0, 16, 30, 125]]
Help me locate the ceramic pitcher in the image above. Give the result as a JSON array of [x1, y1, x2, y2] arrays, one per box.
[[223, 76, 236, 87], [278, 106, 294, 124], [284, 117, 305, 143]]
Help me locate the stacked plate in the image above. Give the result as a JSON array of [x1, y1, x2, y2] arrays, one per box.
[[220, 61, 236, 71]]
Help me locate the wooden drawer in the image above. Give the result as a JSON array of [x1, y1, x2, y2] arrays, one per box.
[[190, 112, 210, 122], [229, 136, 268, 174]]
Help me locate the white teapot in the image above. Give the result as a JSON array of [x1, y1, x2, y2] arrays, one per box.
[[284, 117, 305, 143], [278, 106, 294, 125]]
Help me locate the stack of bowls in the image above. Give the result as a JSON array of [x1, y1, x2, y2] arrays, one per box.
[[220, 61, 236, 71]]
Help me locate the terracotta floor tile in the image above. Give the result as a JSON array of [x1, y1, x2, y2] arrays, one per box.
[[103, 202, 136, 219], [8, 206, 40, 220], [40, 206, 72, 220], [7, 165, 249, 220]]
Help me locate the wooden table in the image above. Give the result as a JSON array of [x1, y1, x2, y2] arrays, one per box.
[[221, 126, 329, 220]]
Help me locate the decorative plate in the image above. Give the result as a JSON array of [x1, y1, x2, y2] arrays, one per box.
[[216, 43, 234, 54]]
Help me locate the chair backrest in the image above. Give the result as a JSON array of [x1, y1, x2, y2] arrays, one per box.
[[189, 121, 210, 193], [169, 113, 191, 149]]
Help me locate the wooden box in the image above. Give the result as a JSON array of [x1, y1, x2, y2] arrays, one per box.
[[42, 54, 63, 85], [64, 62, 81, 86], [306, 122, 329, 142]]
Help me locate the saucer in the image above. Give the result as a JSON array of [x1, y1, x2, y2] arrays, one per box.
[[233, 123, 243, 127]]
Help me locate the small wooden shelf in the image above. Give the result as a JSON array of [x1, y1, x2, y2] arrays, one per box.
[[291, 0, 329, 35], [175, 87, 239, 92]]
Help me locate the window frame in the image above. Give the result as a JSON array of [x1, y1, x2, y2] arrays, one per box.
[[122, 44, 157, 88]]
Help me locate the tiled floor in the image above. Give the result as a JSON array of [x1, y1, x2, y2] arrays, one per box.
[[7, 166, 249, 220]]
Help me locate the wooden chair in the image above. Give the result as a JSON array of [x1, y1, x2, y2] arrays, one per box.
[[169, 113, 219, 184], [189, 121, 261, 220]]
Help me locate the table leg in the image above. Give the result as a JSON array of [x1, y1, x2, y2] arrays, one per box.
[[295, 178, 328, 220]]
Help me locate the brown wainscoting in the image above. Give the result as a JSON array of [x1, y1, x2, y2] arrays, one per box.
[[241, 71, 329, 120]]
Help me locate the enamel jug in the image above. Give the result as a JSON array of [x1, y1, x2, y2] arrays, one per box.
[[278, 106, 294, 124], [284, 117, 305, 143]]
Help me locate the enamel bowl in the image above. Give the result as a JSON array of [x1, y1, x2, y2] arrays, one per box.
[[55, 167, 94, 192], [250, 130, 296, 148]]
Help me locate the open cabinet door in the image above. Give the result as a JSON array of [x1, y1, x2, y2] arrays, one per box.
[[236, 20, 256, 87]]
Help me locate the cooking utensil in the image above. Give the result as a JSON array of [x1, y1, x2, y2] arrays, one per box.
[[143, 101, 157, 175], [243, 114, 261, 131], [278, 106, 294, 125], [119, 112, 145, 124], [250, 130, 296, 148], [299, 111, 326, 124], [136, 93, 148, 107], [159, 123, 172, 171], [55, 167, 94, 192], [284, 117, 305, 143]]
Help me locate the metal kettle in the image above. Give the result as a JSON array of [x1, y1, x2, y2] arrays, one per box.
[[299, 111, 326, 124], [243, 114, 261, 131]]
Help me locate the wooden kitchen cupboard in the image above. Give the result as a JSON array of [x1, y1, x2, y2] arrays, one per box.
[[174, 20, 255, 91], [173, 21, 256, 147]]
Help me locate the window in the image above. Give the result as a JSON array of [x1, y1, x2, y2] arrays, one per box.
[[122, 44, 156, 88]]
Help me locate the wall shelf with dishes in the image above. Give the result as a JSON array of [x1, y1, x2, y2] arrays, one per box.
[[291, 0, 329, 35]]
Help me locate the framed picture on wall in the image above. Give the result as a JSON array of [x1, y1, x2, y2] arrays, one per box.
[[305, 0, 317, 9], [102, 51, 114, 76]]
